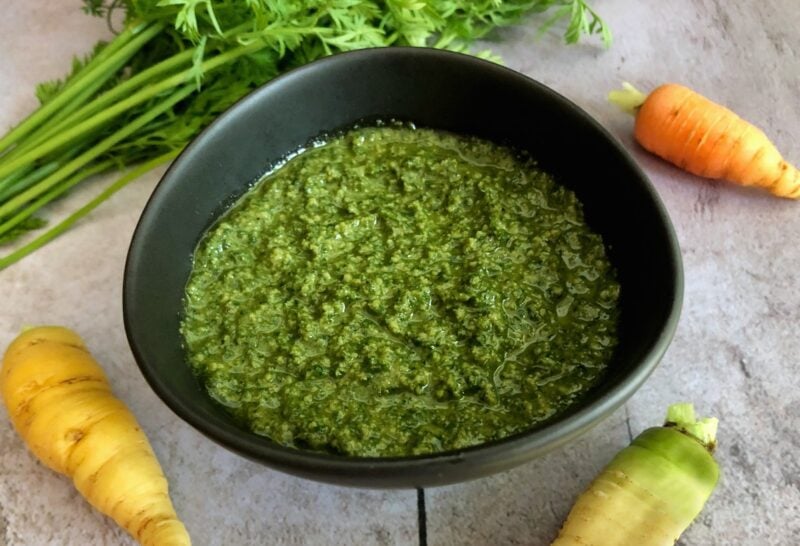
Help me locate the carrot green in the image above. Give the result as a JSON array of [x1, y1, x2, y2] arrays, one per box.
[[0, 0, 610, 269]]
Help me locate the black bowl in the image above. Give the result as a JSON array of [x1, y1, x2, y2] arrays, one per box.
[[123, 48, 682, 488]]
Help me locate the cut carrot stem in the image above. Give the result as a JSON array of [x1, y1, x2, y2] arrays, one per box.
[[665, 402, 718, 451], [608, 82, 648, 115], [609, 82, 800, 198]]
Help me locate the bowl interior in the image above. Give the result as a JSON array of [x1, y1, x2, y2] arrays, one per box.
[[123, 48, 682, 488]]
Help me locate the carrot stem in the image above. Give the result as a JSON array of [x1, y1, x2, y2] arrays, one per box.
[[0, 23, 163, 156], [0, 159, 113, 239], [608, 82, 648, 115], [665, 402, 718, 453], [0, 151, 178, 270], [0, 84, 194, 219]]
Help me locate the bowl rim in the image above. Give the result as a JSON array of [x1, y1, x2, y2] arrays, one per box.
[[123, 46, 684, 487]]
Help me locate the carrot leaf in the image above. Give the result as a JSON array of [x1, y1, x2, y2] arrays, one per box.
[[0, 0, 611, 269]]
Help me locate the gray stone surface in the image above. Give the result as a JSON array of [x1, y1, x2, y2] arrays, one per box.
[[1, 1, 798, 545]]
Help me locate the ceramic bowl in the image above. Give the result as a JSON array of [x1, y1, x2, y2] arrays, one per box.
[[123, 48, 682, 488]]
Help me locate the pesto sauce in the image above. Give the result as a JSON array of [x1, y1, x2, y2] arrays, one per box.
[[181, 125, 620, 457]]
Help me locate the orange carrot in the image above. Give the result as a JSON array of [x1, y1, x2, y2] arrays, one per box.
[[609, 82, 800, 198]]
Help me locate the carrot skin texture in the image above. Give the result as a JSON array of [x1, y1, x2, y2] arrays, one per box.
[[551, 427, 718, 546], [635, 83, 800, 198], [1, 326, 191, 546]]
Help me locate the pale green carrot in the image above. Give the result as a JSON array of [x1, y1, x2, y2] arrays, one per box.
[[552, 403, 719, 546]]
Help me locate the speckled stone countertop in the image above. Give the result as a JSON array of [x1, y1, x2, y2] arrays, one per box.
[[1, 1, 798, 545]]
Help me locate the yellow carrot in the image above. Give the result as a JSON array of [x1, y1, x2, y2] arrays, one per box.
[[552, 403, 719, 546], [1, 326, 191, 546], [610, 82, 800, 198]]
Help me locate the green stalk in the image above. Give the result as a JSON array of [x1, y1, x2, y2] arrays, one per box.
[[0, 160, 113, 239], [0, 142, 87, 199], [9, 49, 197, 160], [0, 162, 60, 203], [8, 22, 253, 161], [4, 54, 135, 162], [0, 166, 35, 195], [0, 22, 163, 155], [0, 42, 263, 181], [0, 83, 196, 220], [0, 150, 179, 270], [608, 82, 648, 115], [56, 23, 142, 93]]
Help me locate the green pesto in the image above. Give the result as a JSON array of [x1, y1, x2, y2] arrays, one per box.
[[181, 125, 620, 457]]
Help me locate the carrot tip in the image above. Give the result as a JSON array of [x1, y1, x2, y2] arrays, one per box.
[[608, 82, 648, 116]]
